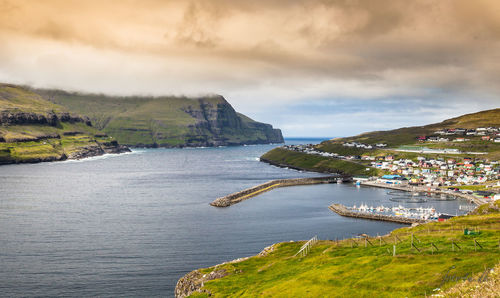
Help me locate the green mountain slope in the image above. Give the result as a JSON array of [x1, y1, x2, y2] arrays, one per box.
[[0, 84, 129, 164], [332, 108, 500, 147], [33, 89, 284, 147]]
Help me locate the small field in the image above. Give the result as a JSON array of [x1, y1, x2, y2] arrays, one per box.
[[0, 123, 118, 163]]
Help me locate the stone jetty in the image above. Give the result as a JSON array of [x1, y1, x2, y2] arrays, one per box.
[[328, 203, 428, 224], [210, 176, 349, 207]]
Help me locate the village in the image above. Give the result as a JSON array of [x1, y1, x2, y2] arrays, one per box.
[[281, 126, 500, 202]]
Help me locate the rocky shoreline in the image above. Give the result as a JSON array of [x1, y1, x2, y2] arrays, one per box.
[[175, 244, 276, 298], [0, 142, 131, 166], [126, 140, 285, 149]]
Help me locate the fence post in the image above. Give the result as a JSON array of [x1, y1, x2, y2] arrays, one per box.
[[393, 245, 396, 257], [431, 242, 439, 253]]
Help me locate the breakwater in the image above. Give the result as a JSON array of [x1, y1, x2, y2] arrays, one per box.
[[210, 176, 348, 207], [328, 203, 428, 224]]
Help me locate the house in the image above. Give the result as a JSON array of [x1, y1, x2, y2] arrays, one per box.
[[377, 175, 408, 185]]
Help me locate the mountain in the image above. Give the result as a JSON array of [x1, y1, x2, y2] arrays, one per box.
[[33, 89, 284, 147], [0, 84, 129, 164]]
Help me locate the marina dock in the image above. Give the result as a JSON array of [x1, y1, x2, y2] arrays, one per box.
[[328, 203, 428, 225], [361, 181, 486, 206]]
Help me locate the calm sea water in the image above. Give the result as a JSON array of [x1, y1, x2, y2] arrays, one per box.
[[0, 139, 473, 297]]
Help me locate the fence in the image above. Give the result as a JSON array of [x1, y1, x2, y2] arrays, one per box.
[[294, 236, 318, 257], [330, 228, 500, 257]]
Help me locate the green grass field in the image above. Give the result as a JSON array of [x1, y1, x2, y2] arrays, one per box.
[[183, 202, 500, 297], [261, 147, 381, 176], [0, 122, 119, 163]]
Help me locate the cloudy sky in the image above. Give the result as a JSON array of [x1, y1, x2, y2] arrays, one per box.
[[0, 0, 499, 137]]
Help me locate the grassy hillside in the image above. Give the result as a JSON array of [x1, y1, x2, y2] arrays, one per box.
[[261, 147, 380, 176], [0, 84, 63, 113], [260, 109, 500, 174], [0, 84, 128, 164], [33, 88, 283, 147], [177, 201, 500, 297], [331, 108, 500, 147]]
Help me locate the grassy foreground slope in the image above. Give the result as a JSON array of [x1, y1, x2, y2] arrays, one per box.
[[176, 201, 500, 297], [33, 88, 283, 147], [0, 84, 128, 164]]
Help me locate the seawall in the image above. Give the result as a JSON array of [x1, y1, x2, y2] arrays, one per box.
[[328, 203, 428, 224], [210, 176, 348, 207]]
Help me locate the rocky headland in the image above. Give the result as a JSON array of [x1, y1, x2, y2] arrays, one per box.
[[34, 88, 284, 148], [0, 84, 130, 165]]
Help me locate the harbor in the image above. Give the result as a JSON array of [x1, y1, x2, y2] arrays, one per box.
[[360, 180, 487, 206], [328, 203, 430, 224]]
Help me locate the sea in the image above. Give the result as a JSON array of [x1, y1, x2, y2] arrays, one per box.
[[0, 138, 474, 297]]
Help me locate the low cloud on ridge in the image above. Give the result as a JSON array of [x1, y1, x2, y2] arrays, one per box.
[[0, 0, 499, 136]]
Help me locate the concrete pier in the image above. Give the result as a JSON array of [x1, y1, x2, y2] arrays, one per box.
[[210, 176, 348, 207], [328, 203, 428, 224]]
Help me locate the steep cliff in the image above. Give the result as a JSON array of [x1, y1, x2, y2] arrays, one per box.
[[33, 89, 284, 147], [0, 84, 130, 165]]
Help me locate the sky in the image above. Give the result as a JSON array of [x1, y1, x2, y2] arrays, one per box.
[[0, 0, 499, 137]]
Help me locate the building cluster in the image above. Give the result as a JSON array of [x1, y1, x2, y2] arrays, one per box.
[[342, 142, 387, 149], [418, 127, 500, 143], [370, 156, 500, 187], [282, 142, 499, 189], [283, 144, 338, 157]]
